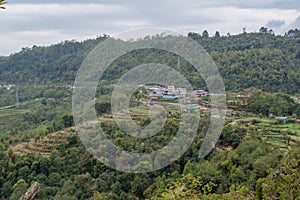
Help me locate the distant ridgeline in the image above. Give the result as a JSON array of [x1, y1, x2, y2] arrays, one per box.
[[1, 28, 300, 93]]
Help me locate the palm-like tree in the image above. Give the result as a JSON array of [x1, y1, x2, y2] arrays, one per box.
[[0, 0, 7, 9]]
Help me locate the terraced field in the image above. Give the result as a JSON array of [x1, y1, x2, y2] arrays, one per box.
[[227, 116, 300, 150], [11, 129, 74, 156]]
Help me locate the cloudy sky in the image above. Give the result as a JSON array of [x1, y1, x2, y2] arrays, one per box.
[[0, 0, 300, 55]]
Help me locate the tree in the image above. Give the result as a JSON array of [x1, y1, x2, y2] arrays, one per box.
[[62, 114, 74, 128], [36, 125, 48, 138], [131, 174, 150, 197], [255, 149, 300, 199], [218, 124, 246, 148], [92, 192, 118, 200], [287, 29, 300, 37], [259, 27, 268, 34], [215, 31, 220, 38], [202, 30, 209, 38], [10, 179, 29, 200], [0, 0, 6, 9], [48, 172, 62, 186], [156, 174, 216, 199]]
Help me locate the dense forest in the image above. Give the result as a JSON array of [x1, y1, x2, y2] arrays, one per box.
[[0, 29, 300, 199], [1, 28, 300, 93]]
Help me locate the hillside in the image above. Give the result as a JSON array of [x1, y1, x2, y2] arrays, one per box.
[[0, 29, 300, 93], [1, 30, 300, 199]]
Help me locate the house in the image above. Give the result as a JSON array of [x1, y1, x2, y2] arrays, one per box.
[[150, 87, 164, 94], [62, 97, 69, 102], [244, 86, 256, 93], [226, 109, 237, 116], [47, 98, 56, 102], [236, 94, 249, 98], [177, 88, 187, 96], [244, 93, 252, 98], [275, 116, 287, 120], [203, 108, 211, 114], [293, 119, 300, 124], [148, 87, 165, 98], [236, 94, 245, 98], [3, 84, 14, 90], [148, 93, 163, 99], [167, 86, 175, 90], [231, 93, 238, 97], [193, 90, 208, 97], [162, 94, 181, 99], [165, 86, 176, 95], [185, 104, 200, 110]]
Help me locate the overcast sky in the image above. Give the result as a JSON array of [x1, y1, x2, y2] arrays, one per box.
[[0, 0, 299, 55]]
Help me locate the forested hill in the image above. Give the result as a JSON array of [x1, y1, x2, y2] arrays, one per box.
[[1, 29, 300, 93], [0, 37, 107, 84]]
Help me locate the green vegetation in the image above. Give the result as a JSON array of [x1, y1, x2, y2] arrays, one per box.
[[1, 29, 300, 93], [247, 90, 299, 116], [0, 30, 300, 199], [1, 93, 299, 199]]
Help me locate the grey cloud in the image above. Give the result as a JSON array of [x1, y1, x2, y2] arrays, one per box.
[[209, 0, 299, 9], [8, 0, 300, 10], [289, 16, 300, 29], [272, 0, 300, 9], [1, 2, 299, 55], [266, 19, 285, 28], [1, 4, 132, 32]]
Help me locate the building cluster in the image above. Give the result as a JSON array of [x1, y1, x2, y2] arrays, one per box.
[[143, 84, 209, 100], [141, 84, 240, 117], [193, 90, 209, 97]]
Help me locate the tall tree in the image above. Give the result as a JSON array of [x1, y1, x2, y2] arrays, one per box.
[[259, 27, 268, 34], [202, 30, 209, 38]]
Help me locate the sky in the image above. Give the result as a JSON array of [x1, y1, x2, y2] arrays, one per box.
[[0, 0, 300, 55]]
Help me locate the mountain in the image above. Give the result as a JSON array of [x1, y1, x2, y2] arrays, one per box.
[[1, 29, 300, 93]]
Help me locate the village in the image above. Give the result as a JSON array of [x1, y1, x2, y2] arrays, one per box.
[[133, 84, 300, 124], [1, 82, 299, 124], [138, 83, 237, 117]]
